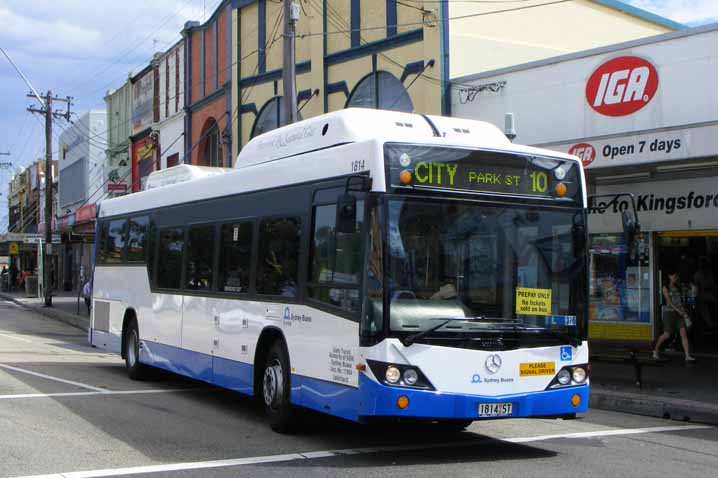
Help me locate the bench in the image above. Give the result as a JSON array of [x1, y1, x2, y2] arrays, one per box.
[[589, 344, 665, 389]]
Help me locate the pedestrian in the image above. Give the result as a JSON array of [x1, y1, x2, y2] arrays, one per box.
[[694, 257, 716, 329], [654, 270, 695, 361]]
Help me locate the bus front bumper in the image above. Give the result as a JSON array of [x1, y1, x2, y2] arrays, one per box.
[[358, 375, 589, 420]]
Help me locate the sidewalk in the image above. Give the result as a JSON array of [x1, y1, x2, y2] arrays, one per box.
[[590, 355, 718, 425], [0, 289, 90, 332]]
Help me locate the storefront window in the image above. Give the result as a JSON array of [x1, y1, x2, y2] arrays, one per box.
[[589, 233, 651, 328]]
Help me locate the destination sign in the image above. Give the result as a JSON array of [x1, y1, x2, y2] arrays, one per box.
[[386, 144, 580, 202]]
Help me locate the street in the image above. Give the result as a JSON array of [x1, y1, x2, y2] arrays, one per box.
[[0, 298, 715, 478]]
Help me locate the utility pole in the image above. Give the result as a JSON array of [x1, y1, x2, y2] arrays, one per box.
[[282, 0, 299, 126], [27, 90, 72, 307]]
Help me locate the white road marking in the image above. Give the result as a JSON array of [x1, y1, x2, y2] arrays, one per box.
[[0, 333, 34, 343], [0, 388, 196, 400], [10, 424, 711, 478], [0, 363, 107, 392]]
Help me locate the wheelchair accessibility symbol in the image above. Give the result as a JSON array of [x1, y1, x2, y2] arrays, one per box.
[[560, 346, 573, 362]]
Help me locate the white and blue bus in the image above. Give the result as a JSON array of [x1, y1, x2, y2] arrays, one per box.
[[90, 108, 589, 432]]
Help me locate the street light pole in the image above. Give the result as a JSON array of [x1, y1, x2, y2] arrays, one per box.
[[282, 0, 299, 126]]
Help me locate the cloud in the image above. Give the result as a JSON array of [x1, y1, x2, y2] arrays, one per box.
[[629, 0, 718, 26]]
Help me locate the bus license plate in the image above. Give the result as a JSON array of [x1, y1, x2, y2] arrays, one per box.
[[478, 402, 512, 417]]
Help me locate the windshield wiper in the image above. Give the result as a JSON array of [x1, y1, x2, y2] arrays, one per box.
[[401, 316, 518, 347]]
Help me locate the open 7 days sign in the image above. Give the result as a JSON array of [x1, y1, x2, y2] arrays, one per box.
[[554, 124, 718, 169]]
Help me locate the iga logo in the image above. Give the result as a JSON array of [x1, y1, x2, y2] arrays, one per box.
[[586, 56, 658, 116], [568, 143, 596, 168]]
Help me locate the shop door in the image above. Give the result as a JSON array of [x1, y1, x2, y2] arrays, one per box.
[[656, 231, 718, 352]]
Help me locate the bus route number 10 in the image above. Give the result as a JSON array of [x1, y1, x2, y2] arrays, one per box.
[[529, 171, 548, 193]]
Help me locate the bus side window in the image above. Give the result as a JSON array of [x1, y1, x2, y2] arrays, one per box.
[[157, 227, 184, 289], [106, 219, 127, 264], [126, 216, 149, 263], [218, 222, 253, 294], [256, 217, 301, 297], [186, 225, 215, 291], [97, 221, 110, 264]]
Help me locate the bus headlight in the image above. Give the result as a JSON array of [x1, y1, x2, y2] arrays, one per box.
[[366, 360, 435, 390], [403, 369, 419, 385], [547, 364, 589, 389], [385, 366, 401, 384], [572, 367, 587, 383]]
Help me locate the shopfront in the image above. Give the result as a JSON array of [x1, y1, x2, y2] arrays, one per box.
[[452, 24, 718, 348]]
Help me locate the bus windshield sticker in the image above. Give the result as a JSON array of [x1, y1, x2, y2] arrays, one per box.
[[386, 144, 579, 201], [519, 362, 556, 377], [515, 287, 552, 316]]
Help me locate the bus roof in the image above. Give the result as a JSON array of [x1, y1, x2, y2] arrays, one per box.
[[236, 108, 511, 169]]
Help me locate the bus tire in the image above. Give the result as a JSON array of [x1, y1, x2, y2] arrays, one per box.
[[262, 341, 296, 433], [123, 319, 150, 381], [435, 419, 473, 432]]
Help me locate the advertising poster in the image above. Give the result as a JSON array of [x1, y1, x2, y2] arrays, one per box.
[[588, 234, 652, 342]]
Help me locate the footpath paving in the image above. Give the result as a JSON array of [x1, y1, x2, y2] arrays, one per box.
[[0, 289, 90, 331], [1, 289, 717, 425], [590, 354, 718, 425]]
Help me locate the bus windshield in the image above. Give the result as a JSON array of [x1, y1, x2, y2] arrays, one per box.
[[386, 197, 586, 345]]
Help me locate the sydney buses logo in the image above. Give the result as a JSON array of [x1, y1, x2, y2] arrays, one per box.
[[586, 56, 658, 116]]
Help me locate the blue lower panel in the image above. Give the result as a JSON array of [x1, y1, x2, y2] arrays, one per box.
[[292, 375, 360, 422], [140, 341, 213, 383], [358, 374, 589, 419], [213, 356, 254, 396]]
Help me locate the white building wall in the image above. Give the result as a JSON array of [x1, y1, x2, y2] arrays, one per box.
[[58, 110, 107, 213], [158, 113, 185, 169], [451, 26, 718, 150], [157, 41, 185, 169], [158, 42, 185, 123]]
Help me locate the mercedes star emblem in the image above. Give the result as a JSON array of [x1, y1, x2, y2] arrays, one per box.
[[485, 354, 502, 374]]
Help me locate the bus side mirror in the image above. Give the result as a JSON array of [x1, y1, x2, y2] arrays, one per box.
[[622, 209, 640, 247], [336, 194, 357, 234], [572, 223, 586, 259]]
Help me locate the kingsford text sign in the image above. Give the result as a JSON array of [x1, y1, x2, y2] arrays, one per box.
[[586, 56, 659, 116]]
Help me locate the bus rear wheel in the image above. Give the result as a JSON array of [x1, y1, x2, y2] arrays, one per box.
[[124, 319, 150, 381], [262, 341, 296, 433]]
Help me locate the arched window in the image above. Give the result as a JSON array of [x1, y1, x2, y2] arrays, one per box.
[[250, 96, 303, 139], [199, 118, 223, 167], [346, 71, 413, 112]]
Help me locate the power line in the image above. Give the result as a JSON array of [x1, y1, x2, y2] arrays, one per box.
[[303, 0, 573, 38]]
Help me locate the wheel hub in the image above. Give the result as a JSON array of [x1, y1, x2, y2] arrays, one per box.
[[263, 360, 284, 408]]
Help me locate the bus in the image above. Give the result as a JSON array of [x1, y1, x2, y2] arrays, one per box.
[[90, 108, 589, 432]]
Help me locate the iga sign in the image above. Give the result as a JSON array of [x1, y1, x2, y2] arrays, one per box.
[[586, 56, 658, 116], [568, 143, 596, 168]]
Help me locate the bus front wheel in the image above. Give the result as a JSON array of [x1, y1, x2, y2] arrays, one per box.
[[123, 319, 150, 381], [262, 341, 296, 433]]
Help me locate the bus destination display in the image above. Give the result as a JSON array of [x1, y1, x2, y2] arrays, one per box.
[[386, 144, 579, 200]]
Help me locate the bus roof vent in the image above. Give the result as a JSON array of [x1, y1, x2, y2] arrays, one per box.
[[235, 108, 510, 169], [145, 164, 233, 190]]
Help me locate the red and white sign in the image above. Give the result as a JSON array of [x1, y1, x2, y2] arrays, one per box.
[[568, 143, 596, 168], [75, 203, 97, 223], [586, 56, 658, 117], [107, 183, 128, 192]]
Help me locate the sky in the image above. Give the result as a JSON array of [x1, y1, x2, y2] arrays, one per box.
[[0, 0, 717, 231]]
